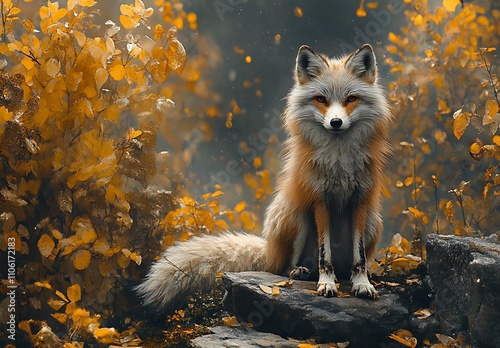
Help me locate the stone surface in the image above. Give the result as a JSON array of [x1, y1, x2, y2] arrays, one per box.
[[426, 233, 500, 348], [221, 271, 409, 348], [191, 326, 298, 348]]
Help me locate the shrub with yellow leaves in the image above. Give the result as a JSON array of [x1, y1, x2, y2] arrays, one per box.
[[0, 0, 219, 345], [380, 0, 500, 243]]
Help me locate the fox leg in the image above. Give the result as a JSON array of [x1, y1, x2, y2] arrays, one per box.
[[288, 212, 312, 280], [315, 202, 338, 297], [351, 204, 378, 299]]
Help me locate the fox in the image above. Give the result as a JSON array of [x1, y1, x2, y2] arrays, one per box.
[[136, 44, 392, 310]]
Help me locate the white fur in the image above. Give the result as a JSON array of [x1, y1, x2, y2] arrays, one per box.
[[323, 103, 351, 131], [135, 232, 266, 310], [317, 271, 338, 297], [351, 272, 377, 298]]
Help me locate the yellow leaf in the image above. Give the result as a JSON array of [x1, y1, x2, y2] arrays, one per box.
[[0, 105, 14, 122], [50, 229, 62, 240], [51, 313, 67, 325], [413, 308, 433, 319], [109, 60, 125, 81], [258, 284, 273, 294], [35, 281, 52, 289], [271, 286, 280, 296], [120, 15, 138, 29], [388, 32, 399, 43], [404, 176, 414, 187], [443, 42, 457, 57], [211, 190, 223, 197], [274, 280, 293, 287], [477, 15, 489, 26], [47, 298, 66, 311], [94, 327, 119, 344], [356, 1, 367, 17], [469, 142, 482, 155], [73, 250, 91, 270], [389, 329, 417, 348], [442, 0, 460, 12], [485, 99, 499, 117], [166, 39, 186, 73], [381, 184, 392, 198], [408, 207, 424, 219], [126, 128, 142, 140], [493, 135, 500, 146], [130, 252, 142, 265], [294, 6, 303, 17], [94, 68, 108, 91], [21, 56, 34, 70], [222, 316, 240, 327], [253, 156, 262, 168], [421, 143, 431, 154], [215, 219, 229, 231], [45, 58, 60, 78], [234, 201, 246, 212], [79, 0, 95, 6], [37, 234, 55, 258], [56, 290, 69, 302], [67, 284, 81, 303], [453, 113, 469, 140]]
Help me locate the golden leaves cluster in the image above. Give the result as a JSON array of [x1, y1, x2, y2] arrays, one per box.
[[381, 0, 500, 237], [0, 0, 192, 345]]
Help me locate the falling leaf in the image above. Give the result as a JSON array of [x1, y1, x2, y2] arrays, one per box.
[[294, 7, 303, 17], [234, 201, 246, 212]]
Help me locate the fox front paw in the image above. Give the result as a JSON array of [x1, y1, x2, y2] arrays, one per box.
[[289, 266, 311, 280], [351, 280, 378, 299], [317, 281, 338, 298]]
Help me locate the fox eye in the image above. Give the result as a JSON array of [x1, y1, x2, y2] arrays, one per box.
[[315, 96, 327, 104], [346, 95, 357, 103]]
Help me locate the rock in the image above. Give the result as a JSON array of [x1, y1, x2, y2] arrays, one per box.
[[426, 233, 500, 348], [191, 325, 298, 348], [222, 271, 409, 348]]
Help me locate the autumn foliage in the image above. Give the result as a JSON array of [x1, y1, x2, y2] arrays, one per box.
[[381, 0, 500, 242]]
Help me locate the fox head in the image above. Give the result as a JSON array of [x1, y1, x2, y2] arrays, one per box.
[[286, 44, 389, 137]]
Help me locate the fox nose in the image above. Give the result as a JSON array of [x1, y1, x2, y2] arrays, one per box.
[[330, 118, 343, 129]]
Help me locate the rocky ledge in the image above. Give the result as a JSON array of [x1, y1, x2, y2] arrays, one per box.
[[192, 233, 500, 347], [426, 233, 500, 348]]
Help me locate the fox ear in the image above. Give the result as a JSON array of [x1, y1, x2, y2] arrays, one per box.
[[296, 45, 328, 84], [345, 44, 377, 83]]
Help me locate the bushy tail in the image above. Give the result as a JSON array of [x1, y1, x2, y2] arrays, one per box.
[[135, 232, 267, 310]]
